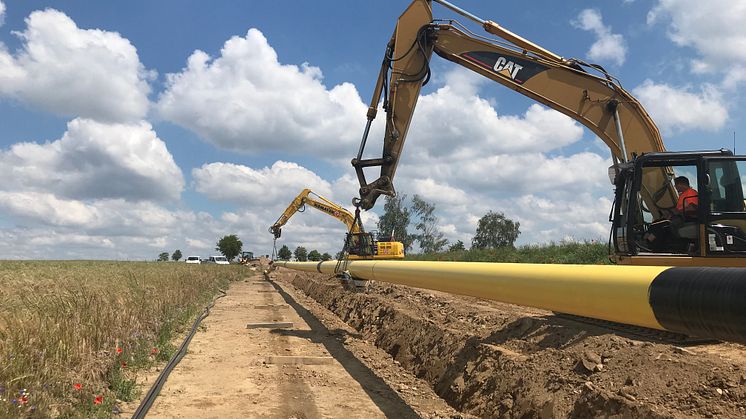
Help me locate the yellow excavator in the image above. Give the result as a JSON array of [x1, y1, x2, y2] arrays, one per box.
[[351, 0, 746, 267], [270, 189, 404, 260]]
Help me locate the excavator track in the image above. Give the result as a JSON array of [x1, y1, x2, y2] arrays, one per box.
[[555, 313, 717, 346]]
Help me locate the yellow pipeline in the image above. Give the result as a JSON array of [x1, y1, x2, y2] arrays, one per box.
[[275, 260, 667, 330]]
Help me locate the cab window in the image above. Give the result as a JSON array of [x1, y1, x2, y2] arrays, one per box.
[[707, 160, 746, 213]]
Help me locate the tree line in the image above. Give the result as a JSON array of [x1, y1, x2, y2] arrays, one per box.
[[275, 245, 332, 261], [376, 194, 520, 253], [275, 194, 520, 260], [157, 234, 244, 261]]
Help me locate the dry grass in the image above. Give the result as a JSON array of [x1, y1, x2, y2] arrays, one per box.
[[0, 261, 245, 417]]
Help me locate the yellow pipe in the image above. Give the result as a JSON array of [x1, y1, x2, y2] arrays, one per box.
[[276, 260, 746, 343], [275, 260, 667, 330]]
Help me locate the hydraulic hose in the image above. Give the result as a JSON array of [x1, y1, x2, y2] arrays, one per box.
[[131, 289, 227, 419]]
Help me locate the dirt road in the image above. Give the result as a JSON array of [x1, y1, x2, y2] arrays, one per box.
[[128, 274, 459, 418]]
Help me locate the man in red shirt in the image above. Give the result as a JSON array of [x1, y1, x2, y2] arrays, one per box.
[[673, 176, 698, 218], [643, 175, 698, 251]]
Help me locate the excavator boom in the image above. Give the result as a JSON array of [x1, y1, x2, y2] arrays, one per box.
[[348, 0, 746, 267], [352, 0, 669, 212], [270, 189, 361, 239]]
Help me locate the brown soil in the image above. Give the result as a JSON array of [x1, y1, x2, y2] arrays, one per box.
[[276, 268, 746, 418], [122, 274, 461, 418]]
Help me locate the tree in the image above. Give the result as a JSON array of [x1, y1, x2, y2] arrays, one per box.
[[377, 194, 415, 251], [215, 234, 243, 261], [321, 252, 332, 261], [294, 246, 308, 261], [411, 195, 448, 253], [449, 240, 466, 252], [277, 245, 292, 260], [157, 252, 169, 262], [172, 249, 182, 261], [471, 211, 520, 249], [308, 249, 322, 261]]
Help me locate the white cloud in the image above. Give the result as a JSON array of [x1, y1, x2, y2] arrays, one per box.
[[0, 1, 6, 27], [192, 161, 333, 207], [0, 193, 184, 233], [0, 193, 242, 260], [572, 9, 627, 66], [157, 28, 366, 156], [409, 86, 583, 159], [0, 118, 184, 202], [647, 0, 746, 88], [0, 191, 98, 226], [632, 80, 728, 133], [0, 9, 152, 122], [510, 194, 612, 242]]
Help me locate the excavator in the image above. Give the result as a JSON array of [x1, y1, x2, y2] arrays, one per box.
[[351, 0, 746, 267], [269, 189, 404, 260]]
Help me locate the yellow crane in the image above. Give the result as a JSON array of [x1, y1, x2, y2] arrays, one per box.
[[351, 0, 746, 267], [270, 189, 404, 260]]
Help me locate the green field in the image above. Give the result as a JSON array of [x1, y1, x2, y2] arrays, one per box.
[[0, 261, 245, 417], [406, 241, 610, 264]]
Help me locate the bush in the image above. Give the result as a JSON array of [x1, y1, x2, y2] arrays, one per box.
[[407, 240, 609, 264]]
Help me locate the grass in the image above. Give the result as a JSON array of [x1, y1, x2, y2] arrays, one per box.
[[0, 261, 246, 417], [406, 241, 610, 264]]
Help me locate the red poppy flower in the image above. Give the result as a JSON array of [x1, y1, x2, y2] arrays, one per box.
[[73, 383, 82, 391], [94, 395, 103, 405], [116, 347, 123, 355], [121, 362, 127, 368], [151, 347, 158, 355], [19, 395, 28, 405]]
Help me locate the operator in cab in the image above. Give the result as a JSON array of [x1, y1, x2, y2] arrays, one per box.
[[671, 176, 698, 218], [644, 175, 698, 252]]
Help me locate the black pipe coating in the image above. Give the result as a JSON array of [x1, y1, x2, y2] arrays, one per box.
[[649, 267, 746, 344]]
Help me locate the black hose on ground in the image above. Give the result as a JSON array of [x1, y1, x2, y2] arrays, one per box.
[[131, 289, 227, 419]]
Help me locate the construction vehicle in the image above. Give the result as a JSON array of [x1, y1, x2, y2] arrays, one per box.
[[350, 0, 746, 267], [239, 251, 260, 266], [269, 189, 404, 260]]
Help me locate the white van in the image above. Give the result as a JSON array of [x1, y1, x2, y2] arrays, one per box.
[[185, 256, 201, 264], [209, 255, 230, 265]]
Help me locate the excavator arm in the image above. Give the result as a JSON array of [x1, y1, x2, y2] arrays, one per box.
[[270, 189, 362, 239], [352, 0, 674, 215]]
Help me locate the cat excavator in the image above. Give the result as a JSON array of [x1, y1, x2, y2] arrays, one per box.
[[270, 189, 404, 260], [351, 0, 746, 267]]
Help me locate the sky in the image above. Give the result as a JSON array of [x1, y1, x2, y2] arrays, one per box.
[[0, 0, 744, 260]]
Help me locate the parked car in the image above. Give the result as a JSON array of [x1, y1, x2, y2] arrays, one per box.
[[185, 256, 201, 264], [208, 255, 230, 265]]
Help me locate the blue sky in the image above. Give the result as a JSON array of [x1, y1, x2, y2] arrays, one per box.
[[0, 0, 744, 259]]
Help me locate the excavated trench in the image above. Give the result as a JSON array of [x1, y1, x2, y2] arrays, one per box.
[[278, 269, 746, 418]]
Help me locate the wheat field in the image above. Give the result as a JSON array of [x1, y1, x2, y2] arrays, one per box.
[[0, 261, 245, 417]]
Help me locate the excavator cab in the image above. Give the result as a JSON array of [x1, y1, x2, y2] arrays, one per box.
[[611, 150, 746, 265]]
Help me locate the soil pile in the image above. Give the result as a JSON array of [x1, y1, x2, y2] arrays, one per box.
[[278, 269, 746, 418]]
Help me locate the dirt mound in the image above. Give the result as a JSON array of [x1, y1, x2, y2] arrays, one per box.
[[277, 269, 746, 418]]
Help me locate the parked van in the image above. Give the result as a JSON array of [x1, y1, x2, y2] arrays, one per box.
[[208, 255, 229, 265]]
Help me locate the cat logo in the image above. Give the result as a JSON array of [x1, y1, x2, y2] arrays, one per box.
[[460, 51, 548, 85], [493, 56, 523, 80]]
